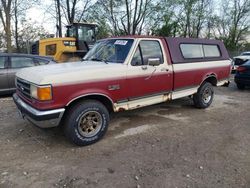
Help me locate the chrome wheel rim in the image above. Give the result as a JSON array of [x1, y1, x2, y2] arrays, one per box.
[[77, 111, 102, 137], [202, 88, 212, 104]]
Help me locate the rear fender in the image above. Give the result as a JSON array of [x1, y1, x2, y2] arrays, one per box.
[[200, 73, 218, 86]]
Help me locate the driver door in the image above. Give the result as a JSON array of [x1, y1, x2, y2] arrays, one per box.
[[126, 39, 173, 102]]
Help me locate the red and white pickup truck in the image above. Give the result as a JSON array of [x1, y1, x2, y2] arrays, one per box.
[[13, 36, 231, 146]]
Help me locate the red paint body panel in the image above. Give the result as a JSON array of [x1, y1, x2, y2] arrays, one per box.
[[161, 38, 173, 66], [173, 65, 231, 90], [126, 73, 173, 98], [19, 78, 126, 110]]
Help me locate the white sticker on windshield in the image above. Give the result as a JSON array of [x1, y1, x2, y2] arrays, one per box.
[[114, 40, 128, 45]]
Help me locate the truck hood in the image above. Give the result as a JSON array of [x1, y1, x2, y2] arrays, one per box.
[[16, 61, 127, 85]]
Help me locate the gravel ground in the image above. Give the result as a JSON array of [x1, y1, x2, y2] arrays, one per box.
[[0, 81, 250, 188]]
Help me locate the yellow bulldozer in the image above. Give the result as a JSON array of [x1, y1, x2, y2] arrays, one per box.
[[31, 23, 97, 62]]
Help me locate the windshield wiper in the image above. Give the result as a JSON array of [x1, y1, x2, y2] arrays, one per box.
[[88, 58, 108, 64], [82, 57, 108, 64]]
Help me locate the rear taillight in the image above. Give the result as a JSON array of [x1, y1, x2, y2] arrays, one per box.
[[237, 66, 247, 72]]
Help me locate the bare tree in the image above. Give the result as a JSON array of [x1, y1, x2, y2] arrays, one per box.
[[0, 0, 39, 52], [66, 0, 78, 24], [0, 0, 12, 52], [121, 0, 154, 35], [179, 0, 212, 38], [90, 0, 122, 35], [204, 1, 214, 39], [230, 0, 250, 47], [182, 0, 197, 37], [90, 0, 157, 35], [13, 0, 19, 51], [152, 0, 213, 38], [213, 0, 250, 50], [17, 19, 50, 53], [59, 0, 92, 25], [193, 0, 212, 37], [56, 0, 62, 37], [12, 0, 36, 52]]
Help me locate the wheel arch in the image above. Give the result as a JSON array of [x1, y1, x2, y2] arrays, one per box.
[[200, 74, 218, 86], [66, 93, 114, 113]]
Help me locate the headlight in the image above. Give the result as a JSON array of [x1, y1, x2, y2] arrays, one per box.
[[30, 85, 52, 101]]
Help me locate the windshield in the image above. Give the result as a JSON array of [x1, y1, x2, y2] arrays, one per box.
[[84, 39, 134, 63]]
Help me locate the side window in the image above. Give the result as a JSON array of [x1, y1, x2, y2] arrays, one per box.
[[34, 58, 49, 65], [203, 45, 221, 57], [131, 47, 143, 66], [46, 44, 57, 55], [0, 57, 6, 69], [11, 57, 35, 68], [140, 40, 163, 65], [180, 44, 204, 58]]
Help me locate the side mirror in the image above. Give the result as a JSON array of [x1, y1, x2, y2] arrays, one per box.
[[148, 58, 161, 66]]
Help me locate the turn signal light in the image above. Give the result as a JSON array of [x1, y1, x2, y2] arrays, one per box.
[[37, 87, 52, 101], [30, 85, 52, 101]]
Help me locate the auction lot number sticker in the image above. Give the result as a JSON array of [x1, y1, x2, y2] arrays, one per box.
[[114, 40, 128, 45]]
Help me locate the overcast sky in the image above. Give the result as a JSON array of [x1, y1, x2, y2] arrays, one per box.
[[26, 0, 96, 35], [26, 0, 58, 34]]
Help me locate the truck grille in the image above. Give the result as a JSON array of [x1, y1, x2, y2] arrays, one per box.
[[16, 78, 31, 99]]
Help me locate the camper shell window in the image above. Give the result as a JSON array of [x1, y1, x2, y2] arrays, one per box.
[[180, 44, 221, 59], [165, 37, 229, 64]]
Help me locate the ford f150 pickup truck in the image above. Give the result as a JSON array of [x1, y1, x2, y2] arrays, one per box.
[[13, 36, 231, 146]]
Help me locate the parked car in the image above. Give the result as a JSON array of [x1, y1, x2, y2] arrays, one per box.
[[0, 53, 56, 95], [13, 36, 231, 146], [234, 60, 250, 89], [233, 51, 250, 72]]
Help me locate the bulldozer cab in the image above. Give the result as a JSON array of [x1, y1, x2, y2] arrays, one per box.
[[66, 23, 97, 52], [31, 22, 97, 63]]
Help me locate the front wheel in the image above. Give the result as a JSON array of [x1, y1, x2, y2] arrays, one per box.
[[63, 100, 110, 146], [193, 82, 214, 109]]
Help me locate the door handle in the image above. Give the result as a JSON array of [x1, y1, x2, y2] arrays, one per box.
[[161, 68, 169, 72], [141, 66, 147, 70]]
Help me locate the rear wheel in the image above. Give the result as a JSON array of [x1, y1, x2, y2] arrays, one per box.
[[236, 83, 245, 90], [63, 100, 109, 146], [193, 82, 214, 109]]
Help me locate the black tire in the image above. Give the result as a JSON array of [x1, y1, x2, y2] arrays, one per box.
[[63, 100, 110, 146], [193, 82, 214, 109], [236, 83, 245, 90]]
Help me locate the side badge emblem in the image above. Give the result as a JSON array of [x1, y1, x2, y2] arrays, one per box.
[[108, 84, 120, 91]]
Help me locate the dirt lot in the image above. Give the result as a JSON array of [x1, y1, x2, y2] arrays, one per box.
[[0, 81, 250, 188]]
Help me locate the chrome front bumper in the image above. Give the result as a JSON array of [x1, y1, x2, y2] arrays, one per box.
[[13, 93, 65, 128]]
